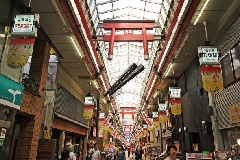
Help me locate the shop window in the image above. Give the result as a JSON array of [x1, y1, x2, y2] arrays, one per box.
[[220, 53, 235, 87], [220, 42, 240, 87], [231, 43, 240, 79]]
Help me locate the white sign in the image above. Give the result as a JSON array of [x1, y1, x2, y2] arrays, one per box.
[[152, 112, 158, 118], [143, 124, 148, 129], [158, 103, 167, 111], [198, 46, 220, 65], [99, 113, 105, 119], [84, 95, 94, 105], [11, 14, 39, 37], [169, 87, 181, 99], [0, 128, 6, 139]]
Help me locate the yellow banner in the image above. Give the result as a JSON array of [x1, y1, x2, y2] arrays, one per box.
[[83, 105, 94, 119], [169, 99, 182, 116], [201, 66, 223, 94]]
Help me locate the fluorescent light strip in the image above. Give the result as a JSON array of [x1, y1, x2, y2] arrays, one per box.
[[70, 36, 83, 58], [158, 0, 189, 71], [100, 75, 107, 92], [69, 0, 99, 73], [164, 63, 173, 77], [194, 0, 210, 25], [146, 76, 157, 100], [92, 79, 99, 89]]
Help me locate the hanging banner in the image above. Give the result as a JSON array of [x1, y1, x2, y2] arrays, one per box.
[[143, 124, 148, 135], [99, 113, 105, 128], [198, 46, 220, 65], [83, 105, 94, 119], [152, 112, 159, 128], [201, 66, 224, 94], [6, 38, 35, 69], [169, 87, 181, 99], [158, 111, 168, 124], [169, 99, 182, 116], [0, 74, 23, 109]]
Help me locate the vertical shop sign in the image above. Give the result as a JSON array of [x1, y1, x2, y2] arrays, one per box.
[[201, 66, 224, 94], [0, 75, 23, 109]]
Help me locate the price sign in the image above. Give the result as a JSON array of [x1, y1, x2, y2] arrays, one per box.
[[11, 14, 39, 37], [169, 87, 181, 99], [198, 46, 220, 65]]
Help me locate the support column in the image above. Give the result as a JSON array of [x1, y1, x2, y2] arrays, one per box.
[[208, 93, 224, 150], [14, 40, 50, 159], [108, 28, 115, 60], [83, 135, 88, 160], [58, 131, 65, 156], [142, 28, 149, 60]]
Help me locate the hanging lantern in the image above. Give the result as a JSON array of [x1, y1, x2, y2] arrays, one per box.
[[83, 93, 94, 119], [7, 38, 35, 69], [201, 66, 223, 94], [158, 111, 168, 123], [169, 99, 182, 116]]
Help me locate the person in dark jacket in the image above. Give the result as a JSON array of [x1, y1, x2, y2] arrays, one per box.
[[60, 149, 70, 160], [135, 145, 143, 160]]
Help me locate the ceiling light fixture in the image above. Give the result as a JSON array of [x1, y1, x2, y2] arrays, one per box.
[[69, 35, 84, 58], [193, 0, 210, 25]]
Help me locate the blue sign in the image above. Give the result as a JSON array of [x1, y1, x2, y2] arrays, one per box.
[[0, 74, 23, 109]]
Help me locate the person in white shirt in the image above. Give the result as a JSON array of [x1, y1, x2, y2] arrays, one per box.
[[89, 143, 100, 160]]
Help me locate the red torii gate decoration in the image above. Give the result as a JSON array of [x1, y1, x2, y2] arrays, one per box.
[[103, 20, 155, 60], [119, 107, 136, 119]]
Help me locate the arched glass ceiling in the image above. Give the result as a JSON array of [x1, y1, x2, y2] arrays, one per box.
[[86, 0, 174, 109]]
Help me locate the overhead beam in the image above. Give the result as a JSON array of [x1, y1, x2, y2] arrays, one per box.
[[93, 35, 163, 41]]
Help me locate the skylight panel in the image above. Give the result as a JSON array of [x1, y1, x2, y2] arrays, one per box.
[[97, 2, 112, 13], [145, 2, 161, 13], [99, 12, 113, 21]]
